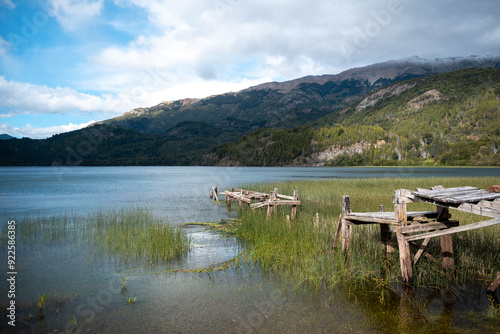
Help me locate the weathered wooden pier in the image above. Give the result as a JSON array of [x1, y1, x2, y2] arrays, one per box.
[[211, 186, 300, 219], [334, 185, 500, 283]]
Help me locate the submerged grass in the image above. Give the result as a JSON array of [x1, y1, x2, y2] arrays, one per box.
[[17, 208, 190, 264], [232, 177, 500, 290]]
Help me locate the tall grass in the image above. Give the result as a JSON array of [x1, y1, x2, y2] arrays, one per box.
[[234, 177, 500, 289], [18, 208, 190, 263]]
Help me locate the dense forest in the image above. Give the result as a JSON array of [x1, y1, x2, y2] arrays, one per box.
[[205, 68, 500, 166]]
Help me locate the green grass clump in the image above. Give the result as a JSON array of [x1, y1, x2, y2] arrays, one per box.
[[17, 208, 190, 264], [233, 177, 500, 289]]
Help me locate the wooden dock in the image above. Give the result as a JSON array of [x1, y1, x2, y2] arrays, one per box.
[[221, 187, 300, 219], [333, 185, 500, 283]]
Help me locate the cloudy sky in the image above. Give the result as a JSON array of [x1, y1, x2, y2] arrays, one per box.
[[0, 0, 499, 138]]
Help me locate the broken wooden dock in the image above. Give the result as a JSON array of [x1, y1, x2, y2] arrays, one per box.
[[333, 185, 500, 283], [223, 187, 300, 219]]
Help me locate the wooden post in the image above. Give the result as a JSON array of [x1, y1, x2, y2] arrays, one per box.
[[286, 215, 291, 228], [212, 185, 219, 201], [395, 189, 413, 283], [437, 206, 455, 272], [291, 190, 298, 220], [341, 195, 351, 252], [267, 191, 274, 217], [315, 213, 320, 229], [379, 205, 394, 254]]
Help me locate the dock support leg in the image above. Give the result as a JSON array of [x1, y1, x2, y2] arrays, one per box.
[[379, 205, 394, 254], [437, 206, 455, 272], [341, 195, 351, 252], [395, 190, 413, 283], [291, 190, 298, 220]]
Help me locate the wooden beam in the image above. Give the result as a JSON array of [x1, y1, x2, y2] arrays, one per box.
[[249, 200, 301, 209], [405, 219, 500, 242], [412, 237, 431, 264], [456, 203, 500, 218], [276, 194, 294, 200], [487, 273, 500, 293], [224, 192, 252, 204], [478, 200, 500, 209], [400, 221, 459, 234], [341, 214, 397, 225]]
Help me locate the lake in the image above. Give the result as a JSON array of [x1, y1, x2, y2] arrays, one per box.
[[1, 166, 499, 333]]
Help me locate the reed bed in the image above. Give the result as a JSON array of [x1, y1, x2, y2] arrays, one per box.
[[234, 177, 500, 289], [17, 208, 190, 263]]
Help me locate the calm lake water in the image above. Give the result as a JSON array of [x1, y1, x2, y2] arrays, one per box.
[[1, 166, 499, 333]]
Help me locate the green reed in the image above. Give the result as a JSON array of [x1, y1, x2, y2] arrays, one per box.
[[16, 208, 190, 264], [234, 177, 500, 289]]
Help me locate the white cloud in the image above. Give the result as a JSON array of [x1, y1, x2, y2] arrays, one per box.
[[49, 0, 103, 32], [0, 76, 125, 116], [0, 120, 96, 139], [1, 0, 15, 10]]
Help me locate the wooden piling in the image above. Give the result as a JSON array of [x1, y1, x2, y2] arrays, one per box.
[[291, 190, 298, 220], [437, 206, 455, 271], [395, 189, 413, 283], [379, 205, 394, 254], [341, 195, 351, 252], [212, 185, 219, 201]]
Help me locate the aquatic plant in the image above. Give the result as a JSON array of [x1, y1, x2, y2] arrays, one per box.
[[121, 274, 129, 292], [127, 297, 136, 304], [17, 208, 191, 264], [37, 294, 47, 312]]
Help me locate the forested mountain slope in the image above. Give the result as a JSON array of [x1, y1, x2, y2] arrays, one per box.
[[205, 68, 500, 166]]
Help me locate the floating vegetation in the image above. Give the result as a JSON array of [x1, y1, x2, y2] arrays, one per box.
[[17, 208, 191, 264]]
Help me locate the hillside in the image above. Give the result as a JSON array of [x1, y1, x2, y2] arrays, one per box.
[[0, 122, 238, 166], [205, 68, 500, 167], [2, 56, 500, 166], [102, 55, 500, 136]]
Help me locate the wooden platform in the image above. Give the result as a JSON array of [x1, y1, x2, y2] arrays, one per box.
[[334, 185, 500, 283], [223, 187, 300, 219]]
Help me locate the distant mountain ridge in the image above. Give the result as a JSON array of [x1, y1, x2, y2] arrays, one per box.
[[242, 55, 500, 92], [101, 54, 500, 136], [1, 55, 500, 166]]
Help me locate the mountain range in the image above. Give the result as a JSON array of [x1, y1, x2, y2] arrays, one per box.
[[1, 55, 500, 166]]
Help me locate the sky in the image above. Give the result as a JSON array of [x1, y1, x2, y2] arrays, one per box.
[[0, 0, 499, 138]]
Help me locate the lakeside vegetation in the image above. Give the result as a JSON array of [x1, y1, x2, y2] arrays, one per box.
[[227, 177, 500, 290], [18, 208, 190, 263]]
